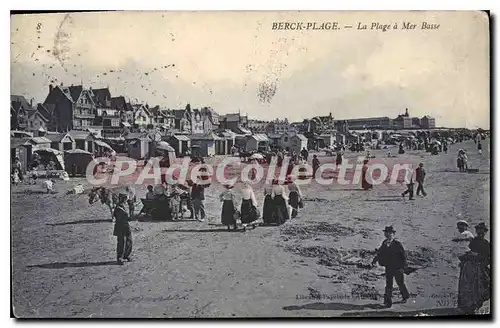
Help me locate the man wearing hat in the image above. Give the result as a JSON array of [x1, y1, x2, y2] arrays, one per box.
[[113, 193, 133, 265], [371, 226, 410, 307], [415, 163, 427, 197]]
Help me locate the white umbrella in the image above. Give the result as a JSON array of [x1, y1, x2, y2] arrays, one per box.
[[250, 153, 264, 160]]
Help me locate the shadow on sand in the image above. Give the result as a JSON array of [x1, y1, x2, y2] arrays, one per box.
[[46, 219, 112, 226], [162, 228, 241, 233], [364, 198, 402, 202], [283, 302, 387, 311], [340, 307, 465, 317], [27, 261, 119, 269], [12, 190, 58, 195]]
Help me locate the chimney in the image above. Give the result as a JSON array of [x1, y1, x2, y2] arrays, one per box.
[[60, 82, 64, 87], [49, 84, 54, 93], [30, 98, 33, 107]]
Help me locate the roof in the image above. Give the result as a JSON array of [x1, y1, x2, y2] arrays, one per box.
[[250, 134, 269, 142], [267, 133, 282, 139], [36, 104, 51, 121], [111, 96, 127, 111], [30, 136, 52, 144], [34, 148, 63, 155], [170, 135, 190, 141], [11, 138, 30, 148], [343, 117, 391, 123], [235, 127, 252, 135], [295, 134, 308, 141], [11, 95, 32, 111], [65, 149, 92, 155], [67, 130, 92, 140], [91, 88, 111, 107], [191, 133, 222, 140], [68, 85, 83, 103], [124, 132, 146, 140], [173, 109, 187, 120], [44, 133, 73, 143], [225, 113, 240, 122], [157, 141, 175, 152], [95, 140, 114, 150], [121, 122, 131, 128], [125, 102, 133, 111], [219, 130, 237, 139]]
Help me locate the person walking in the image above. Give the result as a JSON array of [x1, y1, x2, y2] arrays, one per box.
[[240, 182, 259, 230], [288, 179, 303, 218], [361, 159, 373, 190], [220, 183, 238, 231], [300, 147, 309, 162], [457, 222, 490, 314], [191, 182, 207, 222], [415, 163, 427, 197], [262, 184, 276, 225], [312, 155, 320, 178], [113, 193, 133, 265], [125, 185, 137, 218], [401, 165, 415, 200], [272, 179, 290, 225], [371, 226, 410, 307]]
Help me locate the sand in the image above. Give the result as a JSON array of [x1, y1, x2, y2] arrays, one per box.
[[11, 139, 490, 318]]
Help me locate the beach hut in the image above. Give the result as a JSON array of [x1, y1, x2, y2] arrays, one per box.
[[11, 138, 31, 173], [33, 148, 65, 171], [190, 133, 221, 157], [167, 135, 191, 157], [45, 132, 75, 151], [246, 134, 270, 152], [64, 149, 94, 177], [127, 137, 150, 160], [156, 141, 176, 166]]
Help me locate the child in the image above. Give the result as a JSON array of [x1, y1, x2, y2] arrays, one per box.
[[43, 179, 55, 193]]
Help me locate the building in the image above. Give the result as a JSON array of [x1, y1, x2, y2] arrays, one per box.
[[173, 109, 192, 134], [43, 84, 97, 132], [267, 118, 290, 135], [67, 130, 96, 153], [190, 133, 222, 157], [420, 115, 436, 129], [280, 132, 308, 153], [26, 104, 51, 136], [248, 120, 269, 134], [11, 95, 33, 131], [219, 113, 248, 132], [191, 108, 205, 134], [45, 132, 75, 151], [246, 134, 270, 152], [201, 107, 219, 132], [167, 135, 191, 156], [339, 116, 392, 130], [133, 104, 153, 130], [150, 106, 175, 132]]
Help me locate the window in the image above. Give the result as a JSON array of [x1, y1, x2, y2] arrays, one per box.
[[284, 137, 288, 142]]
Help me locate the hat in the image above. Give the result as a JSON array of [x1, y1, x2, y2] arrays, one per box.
[[383, 226, 396, 233], [457, 220, 469, 227], [419, 163, 424, 166], [474, 222, 488, 232], [118, 193, 128, 200]]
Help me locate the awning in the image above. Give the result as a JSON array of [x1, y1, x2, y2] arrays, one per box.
[[157, 141, 175, 152], [172, 135, 190, 141], [95, 140, 114, 150], [251, 134, 269, 142], [65, 149, 92, 155], [121, 122, 131, 128]]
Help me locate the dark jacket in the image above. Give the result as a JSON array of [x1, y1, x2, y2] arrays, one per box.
[[191, 184, 206, 200], [113, 204, 131, 237], [415, 167, 426, 182], [373, 239, 407, 269]]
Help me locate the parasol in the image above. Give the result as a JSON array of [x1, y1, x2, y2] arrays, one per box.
[[250, 153, 264, 160]]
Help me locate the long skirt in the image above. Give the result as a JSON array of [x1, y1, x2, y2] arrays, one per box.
[[262, 195, 275, 225], [221, 200, 236, 226], [274, 195, 289, 225], [116, 232, 133, 260], [458, 258, 490, 313], [288, 191, 300, 218], [241, 199, 258, 224]]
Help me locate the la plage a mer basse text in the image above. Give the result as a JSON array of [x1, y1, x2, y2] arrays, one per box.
[[272, 21, 440, 31]]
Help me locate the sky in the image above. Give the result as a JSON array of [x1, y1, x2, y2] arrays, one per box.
[[10, 11, 489, 128]]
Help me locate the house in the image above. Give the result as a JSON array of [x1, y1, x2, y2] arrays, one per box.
[[26, 104, 51, 136], [68, 130, 96, 152], [267, 118, 290, 135], [280, 132, 308, 153], [173, 109, 192, 134], [246, 134, 270, 152], [219, 113, 248, 132], [133, 104, 153, 130], [248, 120, 269, 134], [150, 106, 175, 131], [191, 108, 205, 134], [11, 95, 33, 130], [45, 132, 75, 151], [167, 135, 191, 157], [11, 130, 33, 139], [43, 84, 97, 132], [420, 115, 436, 129], [267, 133, 282, 149], [190, 133, 222, 157], [90, 88, 121, 138], [201, 107, 219, 132]]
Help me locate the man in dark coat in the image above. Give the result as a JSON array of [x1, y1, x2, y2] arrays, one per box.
[[300, 147, 309, 162], [415, 163, 427, 197], [372, 226, 410, 307], [113, 193, 133, 265]]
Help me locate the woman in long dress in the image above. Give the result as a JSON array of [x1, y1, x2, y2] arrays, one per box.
[[458, 222, 491, 314], [272, 180, 289, 225], [240, 182, 259, 231], [361, 160, 373, 190], [262, 185, 275, 225], [220, 184, 238, 231], [288, 180, 303, 218]]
